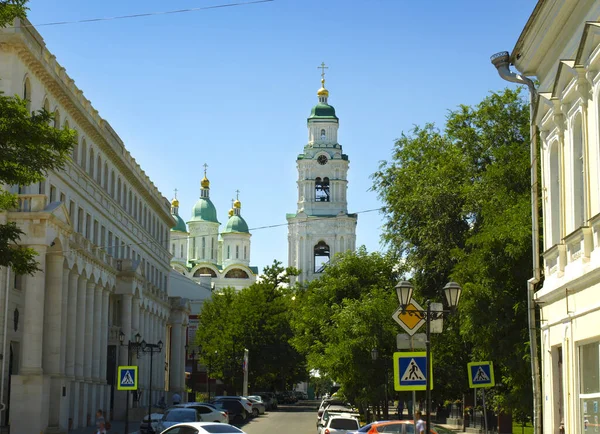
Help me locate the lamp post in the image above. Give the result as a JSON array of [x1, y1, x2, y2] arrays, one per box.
[[371, 347, 389, 419], [119, 331, 143, 434], [395, 280, 462, 434], [140, 339, 163, 432]]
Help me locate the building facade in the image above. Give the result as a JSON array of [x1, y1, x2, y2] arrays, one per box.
[[169, 173, 258, 291], [510, 2, 600, 432], [287, 73, 357, 283], [0, 19, 189, 433]]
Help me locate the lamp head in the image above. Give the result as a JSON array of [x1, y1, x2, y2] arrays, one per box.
[[443, 281, 462, 310], [135, 333, 141, 344], [158, 340, 164, 350], [119, 331, 125, 344], [395, 280, 414, 310], [371, 347, 379, 361]]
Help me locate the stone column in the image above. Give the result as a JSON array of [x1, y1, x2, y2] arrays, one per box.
[[132, 297, 140, 336], [9, 245, 52, 434], [170, 321, 182, 393], [21, 245, 47, 374], [66, 270, 78, 428], [80, 280, 94, 426], [99, 289, 109, 416], [43, 252, 64, 374], [89, 284, 102, 420], [75, 275, 87, 377], [59, 266, 70, 374]]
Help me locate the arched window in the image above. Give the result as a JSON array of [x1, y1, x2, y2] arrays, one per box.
[[128, 191, 132, 215], [43, 98, 50, 113], [110, 171, 115, 197], [103, 163, 108, 190], [211, 238, 215, 260], [320, 129, 326, 140], [96, 155, 102, 184], [117, 177, 122, 203], [80, 138, 87, 170], [227, 245, 231, 259], [172, 243, 175, 254], [70, 125, 79, 162], [54, 109, 61, 129], [89, 148, 95, 178], [244, 245, 247, 260], [193, 267, 217, 278], [224, 268, 249, 279], [236, 245, 239, 259], [549, 141, 561, 246], [23, 76, 31, 112], [572, 114, 585, 230], [315, 177, 330, 202], [180, 244, 184, 258], [314, 241, 330, 273], [340, 236, 345, 252]]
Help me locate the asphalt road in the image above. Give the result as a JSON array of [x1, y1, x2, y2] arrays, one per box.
[[240, 402, 318, 434]]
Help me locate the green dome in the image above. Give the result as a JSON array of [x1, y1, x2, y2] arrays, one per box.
[[223, 215, 249, 234], [171, 213, 188, 233], [308, 103, 338, 120], [190, 198, 219, 223]]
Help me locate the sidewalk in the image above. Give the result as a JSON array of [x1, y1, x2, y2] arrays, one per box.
[[68, 419, 139, 434]]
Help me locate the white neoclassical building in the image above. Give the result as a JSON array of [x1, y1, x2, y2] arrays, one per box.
[[287, 72, 357, 283], [0, 19, 190, 433], [169, 171, 258, 291], [507, 1, 600, 432]]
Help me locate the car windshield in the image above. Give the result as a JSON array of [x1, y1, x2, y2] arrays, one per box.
[[330, 419, 359, 430], [199, 424, 244, 433], [164, 409, 196, 422]]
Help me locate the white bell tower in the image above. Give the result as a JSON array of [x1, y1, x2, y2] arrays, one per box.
[[287, 64, 357, 284]]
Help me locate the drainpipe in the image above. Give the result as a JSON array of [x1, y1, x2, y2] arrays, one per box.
[[490, 51, 542, 434], [0, 266, 10, 424]]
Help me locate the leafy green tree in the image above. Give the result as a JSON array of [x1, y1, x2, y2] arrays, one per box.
[[291, 248, 401, 418], [372, 88, 533, 414], [1, 0, 76, 274], [195, 261, 305, 392]]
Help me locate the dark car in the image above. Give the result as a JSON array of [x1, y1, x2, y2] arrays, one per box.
[[211, 399, 248, 422], [254, 392, 278, 410]]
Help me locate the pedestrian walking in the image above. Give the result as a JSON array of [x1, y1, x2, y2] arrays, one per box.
[[95, 409, 106, 434], [397, 400, 404, 420], [414, 410, 425, 434]]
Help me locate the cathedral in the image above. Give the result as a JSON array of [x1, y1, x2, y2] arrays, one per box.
[[169, 170, 258, 290], [287, 67, 358, 283]]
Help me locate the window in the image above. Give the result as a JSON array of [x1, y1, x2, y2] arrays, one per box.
[[579, 342, 599, 433], [71, 128, 79, 162], [244, 245, 247, 260], [193, 267, 217, 277], [54, 109, 61, 129], [549, 141, 561, 246], [77, 208, 84, 234], [172, 243, 175, 254], [85, 214, 91, 239], [49, 185, 56, 203], [117, 177, 122, 203], [93, 220, 99, 245], [236, 245, 239, 259], [60, 192, 66, 204], [315, 177, 330, 202], [202, 237, 206, 259], [211, 238, 215, 260], [114, 236, 120, 258], [227, 245, 231, 259], [103, 163, 108, 190], [321, 129, 326, 140], [81, 139, 87, 171], [180, 244, 184, 258], [14, 274, 23, 291], [89, 148, 95, 178], [23, 76, 31, 112], [572, 114, 585, 230], [110, 171, 115, 197], [224, 269, 249, 279], [96, 155, 102, 184], [108, 232, 113, 256], [192, 237, 196, 259], [314, 241, 330, 273], [69, 201, 75, 220], [100, 226, 106, 249]]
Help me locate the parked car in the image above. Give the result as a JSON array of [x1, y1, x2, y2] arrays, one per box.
[[318, 406, 358, 428], [213, 396, 253, 415], [247, 397, 266, 416], [172, 403, 229, 423], [210, 399, 248, 422], [140, 413, 164, 434], [158, 421, 247, 434], [156, 408, 200, 432], [318, 414, 360, 434], [346, 420, 442, 434], [254, 392, 278, 410], [295, 390, 309, 400]]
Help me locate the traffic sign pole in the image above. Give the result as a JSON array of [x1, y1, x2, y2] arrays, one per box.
[[425, 302, 431, 434]]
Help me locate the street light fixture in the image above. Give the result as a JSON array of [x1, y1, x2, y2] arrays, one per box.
[[394, 280, 462, 434], [371, 348, 379, 361], [119, 331, 143, 434]]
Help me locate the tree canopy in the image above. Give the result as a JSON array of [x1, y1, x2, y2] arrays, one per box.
[[372, 88, 533, 414], [195, 261, 306, 392], [1, 0, 76, 274]]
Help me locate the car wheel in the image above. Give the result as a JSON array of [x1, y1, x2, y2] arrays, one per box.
[[252, 408, 259, 417]]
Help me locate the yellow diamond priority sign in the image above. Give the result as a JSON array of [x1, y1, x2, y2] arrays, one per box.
[[392, 300, 426, 336]]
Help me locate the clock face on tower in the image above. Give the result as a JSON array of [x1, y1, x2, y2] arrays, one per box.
[[317, 155, 328, 165]]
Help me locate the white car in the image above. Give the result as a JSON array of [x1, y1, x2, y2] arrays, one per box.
[[173, 403, 229, 423], [159, 421, 247, 434], [157, 408, 200, 432], [318, 415, 360, 434]]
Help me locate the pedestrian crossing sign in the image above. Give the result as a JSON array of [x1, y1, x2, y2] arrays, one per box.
[[117, 366, 138, 391], [467, 361, 495, 388], [393, 351, 432, 391]]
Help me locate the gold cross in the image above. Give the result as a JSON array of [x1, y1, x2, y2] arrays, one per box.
[[318, 62, 328, 81], [173, 188, 178, 199], [235, 189, 240, 200], [203, 163, 208, 176]]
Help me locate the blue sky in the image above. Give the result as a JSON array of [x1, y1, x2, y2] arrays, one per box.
[[27, 0, 537, 273]]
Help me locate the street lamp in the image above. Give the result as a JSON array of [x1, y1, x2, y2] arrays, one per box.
[[396, 280, 462, 434], [140, 339, 163, 431], [119, 331, 143, 434]]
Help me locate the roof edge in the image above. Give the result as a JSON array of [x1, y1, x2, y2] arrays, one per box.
[[511, 0, 546, 62]]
